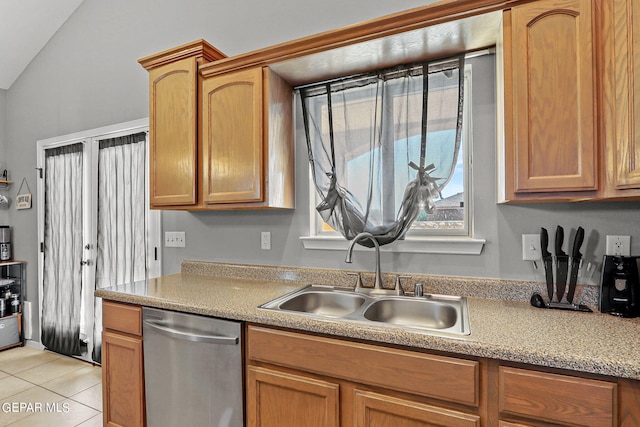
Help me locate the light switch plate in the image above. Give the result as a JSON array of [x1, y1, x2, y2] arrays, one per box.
[[522, 234, 541, 261], [165, 231, 186, 248]]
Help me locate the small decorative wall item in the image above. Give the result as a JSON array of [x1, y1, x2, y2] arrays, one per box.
[[16, 178, 32, 210]]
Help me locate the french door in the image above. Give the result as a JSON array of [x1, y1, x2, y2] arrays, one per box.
[[36, 119, 161, 363]]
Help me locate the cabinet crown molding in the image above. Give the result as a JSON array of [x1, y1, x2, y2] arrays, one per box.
[[139, 39, 227, 71]]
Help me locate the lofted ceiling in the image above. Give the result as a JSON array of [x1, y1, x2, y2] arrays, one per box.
[[0, 0, 84, 90]]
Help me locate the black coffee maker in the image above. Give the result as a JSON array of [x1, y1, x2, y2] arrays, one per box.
[[600, 255, 640, 317]]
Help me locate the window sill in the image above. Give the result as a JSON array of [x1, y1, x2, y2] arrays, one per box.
[[299, 235, 485, 255]]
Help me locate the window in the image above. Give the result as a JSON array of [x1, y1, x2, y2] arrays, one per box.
[[301, 60, 484, 254]]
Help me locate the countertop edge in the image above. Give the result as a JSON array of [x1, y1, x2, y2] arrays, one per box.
[[96, 276, 640, 381]]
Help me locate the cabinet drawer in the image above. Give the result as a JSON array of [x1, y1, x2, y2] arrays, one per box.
[[499, 367, 616, 427], [102, 301, 142, 336], [354, 389, 480, 427], [247, 325, 479, 406]]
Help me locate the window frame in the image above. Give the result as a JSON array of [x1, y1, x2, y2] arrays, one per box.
[[300, 64, 485, 255]]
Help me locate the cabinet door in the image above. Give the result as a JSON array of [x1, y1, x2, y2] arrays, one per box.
[[607, 0, 640, 190], [202, 67, 264, 204], [505, 0, 597, 195], [499, 367, 615, 427], [353, 389, 480, 427], [619, 378, 640, 426], [102, 331, 145, 427], [148, 57, 198, 206], [247, 366, 339, 427]]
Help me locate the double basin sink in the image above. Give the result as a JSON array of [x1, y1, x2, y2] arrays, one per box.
[[260, 285, 470, 336]]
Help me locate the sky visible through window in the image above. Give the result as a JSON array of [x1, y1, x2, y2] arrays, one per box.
[[345, 130, 464, 214]]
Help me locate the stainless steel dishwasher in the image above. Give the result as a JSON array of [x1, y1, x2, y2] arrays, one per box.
[[142, 307, 243, 427]]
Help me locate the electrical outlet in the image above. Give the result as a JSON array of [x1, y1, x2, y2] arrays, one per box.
[[522, 234, 542, 261], [261, 231, 271, 250], [165, 231, 186, 248], [605, 235, 631, 256]]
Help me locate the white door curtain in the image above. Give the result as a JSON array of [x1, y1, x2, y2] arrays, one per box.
[[40, 132, 149, 363], [41, 143, 84, 357], [92, 132, 148, 363]]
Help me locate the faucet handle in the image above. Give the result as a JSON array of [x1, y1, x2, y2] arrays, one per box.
[[394, 275, 411, 295], [347, 272, 363, 290]]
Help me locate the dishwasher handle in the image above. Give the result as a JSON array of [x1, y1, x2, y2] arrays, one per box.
[[143, 319, 239, 345]]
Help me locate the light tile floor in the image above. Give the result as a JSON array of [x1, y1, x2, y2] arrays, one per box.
[[0, 346, 102, 426]]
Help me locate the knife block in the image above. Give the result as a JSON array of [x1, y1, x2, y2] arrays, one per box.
[[531, 256, 595, 303]]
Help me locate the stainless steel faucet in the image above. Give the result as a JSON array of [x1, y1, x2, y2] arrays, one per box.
[[345, 232, 384, 291]]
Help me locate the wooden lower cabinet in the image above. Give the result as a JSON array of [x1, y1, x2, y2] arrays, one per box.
[[102, 301, 145, 427], [498, 422, 534, 427], [353, 389, 480, 427], [619, 379, 640, 426], [246, 363, 480, 427], [499, 366, 616, 427], [246, 325, 481, 427], [246, 325, 480, 407], [247, 325, 640, 427], [96, 312, 640, 427], [247, 366, 339, 427]]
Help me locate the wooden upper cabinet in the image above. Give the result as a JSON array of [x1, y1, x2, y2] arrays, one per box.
[[503, 0, 598, 200], [147, 57, 198, 206], [603, 0, 640, 198], [139, 40, 226, 208], [202, 68, 264, 204], [140, 40, 294, 210], [200, 66, 295, 209]]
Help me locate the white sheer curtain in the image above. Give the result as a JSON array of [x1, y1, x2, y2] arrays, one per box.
[[92, 132, 148, 363], [299, 55, 465, 246], [41, 144, 84, 356]]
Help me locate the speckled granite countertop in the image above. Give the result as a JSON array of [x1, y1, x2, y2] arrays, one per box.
[[95, 261, 640, 380]]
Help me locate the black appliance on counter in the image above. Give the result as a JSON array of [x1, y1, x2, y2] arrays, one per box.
[[600, 255, 640, 318], [0, 226, 10, 261]]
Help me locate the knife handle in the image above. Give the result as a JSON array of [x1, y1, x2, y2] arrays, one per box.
[[555, 225, 565, 256], [571, 226, 585, 257], [540, 227, 550, 257]]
